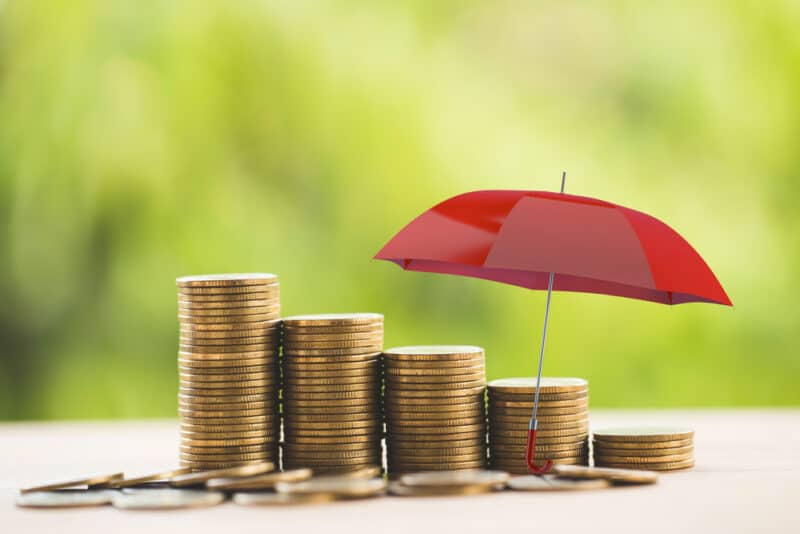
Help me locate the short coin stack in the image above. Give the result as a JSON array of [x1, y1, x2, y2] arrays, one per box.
[[383, 346, 487, 476], [488, 377, 589, 474], [281, 313, 384, 474], [177, 274, 281, 471], [592, 427, 695, 471]]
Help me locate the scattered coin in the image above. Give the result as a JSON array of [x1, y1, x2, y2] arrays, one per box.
[[388, 481, 502, 497], [552, 465, 658, 485], [170, 462, 274, 487], [21, 472, 124, 494], [233, 492, 336, 506], [16, 489, 117, 508], [276, 477, 387, 499], [112, 489, 225, 510], [207, 468, 313, 490], [507, 475, 609, 491], [114, 468, 192, 488]]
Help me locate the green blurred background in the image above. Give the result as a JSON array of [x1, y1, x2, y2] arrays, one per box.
[[1, 0, 798, 420]]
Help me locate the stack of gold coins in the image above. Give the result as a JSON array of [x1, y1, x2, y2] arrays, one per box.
[[176, 274, 281, 471], [487, 377, 589, 474], [383, 346, 487, 476], [281, 314, 384, 474], [592, 427, 694, 471]]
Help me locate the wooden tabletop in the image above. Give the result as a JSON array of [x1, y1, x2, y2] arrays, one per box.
[[3, 410, 799, 533]]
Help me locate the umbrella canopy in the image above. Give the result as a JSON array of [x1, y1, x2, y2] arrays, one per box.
[[375, 186, 731, 475], [375, 189, 731, 306]]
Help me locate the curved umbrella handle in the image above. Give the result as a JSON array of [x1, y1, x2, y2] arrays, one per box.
[[526, 425, 553, 475]]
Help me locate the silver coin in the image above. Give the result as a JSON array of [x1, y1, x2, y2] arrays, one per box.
[[112, 488, 225, 509], [16, 489, 117, 508], [507, 475, 609, 491]]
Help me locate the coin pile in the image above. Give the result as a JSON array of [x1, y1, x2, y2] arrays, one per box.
[[592, 427, 695, 471], [487, 377, 589, 474], [177, 274, 281, 471], [281, 313, 384, 474], [383, 346, 487, 476]]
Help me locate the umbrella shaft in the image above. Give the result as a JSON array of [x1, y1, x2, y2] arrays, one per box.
[[531, 271, 555, 424]]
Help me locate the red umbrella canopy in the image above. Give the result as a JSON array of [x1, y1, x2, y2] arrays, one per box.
[[375, 190, 731, 306]]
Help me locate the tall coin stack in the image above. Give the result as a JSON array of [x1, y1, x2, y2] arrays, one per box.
[[487, 377, 589, 474], [383, 346, 487, 476], [592, 427, 695, 471], [281, 313, 384, 474], [176, 274, 281, 471]]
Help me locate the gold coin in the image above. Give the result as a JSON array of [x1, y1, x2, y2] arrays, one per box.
[[178, 380, 274, 390], [113, 468, 192, 488], [284, 332, 383, 342], [384, 401, 484, 413], [179, 400, 276, 412], [386, 409, 484, 421], [15, 490, 117, 508], [179, 372, 277, 384], [489, 397, 588, 409], [180, 319, 281, 332], [20, 472, 124, 494], [490, 434, 587, 447], [181, 415, 278, 426], [178, 298, 278, 310], [176, 273, 278, 286], [179, 342, 278, 353], [386, 380, 486, 399], [178, 392, 270, 404], [383, 346, 483, 359], [490, 448, 585, 460], [386, 430, 484, 441], [386, 416, 484, 428], [283, 340, 383, 350], [178, 290, 279, 303], [282, 441, 381, 452], [283, 367, 379, 378], [181, 430, 270, 441], [283, 376, 379, 387], [551, 464, 658, 485], [180, 436, 273, 448], [592, 427, 694, 443], [595, 458, 695, 471], [383, 364, 485, 377], [282, 396, 378, 408], [388, 446, 486, 458], [177, 357, 273, 369], [593, 451, 694, 464], [491, 440, 586, 452], [388, 437, 484, 449], [208, 468, 313, 491], [488, 377, 588, 394], [178, 457, 273, 470], [178, 390, 277, 401], [490, 414, 589, 426], [282, 449, 380, 461], [489, 390, 588, 402], [180, 444, 271, 455], [281, 404, 380, 416], [282, 313, 383, 327], [283, 455, 382, 467], [287, 382, 380, 394], [181, 420, 273, 432], [507, 475, 608, 491], [283, 417, 382, 429], [179, 312, 278, 324], [179, 407, 276, 419], [283, 353, 380, 364], [178, 304, 280, 317], [388, 423, 484, 435], [283, 359, 379, 370], [275, 476, 386, 499], [233, 491, 336, 506], [178, 284, 279, 296], [283, 390, 379, 402], [388, 481, 499, 497], [385, 378, 486, 390], [180, 451, 273, 463], [383, 357, 485, 369], [383, 392, 485, 404], [169, 462, 275, 488], [283, 348, 381, 358], [490, 457, 588, 471], [489, 427, 587, 439], [282, 324, 383, 335], [283, 428, 383, 439], [491, 418, 588, 430], [179, 325, 278, 338], [384, 373, 488, 385], [179, 336, 278, 348], [594, 445, 694, 457], [489, 406, 589, 419], [178, 349, 273, 360], [287, 433, 383, 445], [591, 438, 693, 450], [282, 411, 382, 423]]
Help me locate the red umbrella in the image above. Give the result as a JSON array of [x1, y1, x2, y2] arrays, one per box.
[[374, 173, 731, 474]]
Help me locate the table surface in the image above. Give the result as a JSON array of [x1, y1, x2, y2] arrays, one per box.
[[2, 410, 799, 533]]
